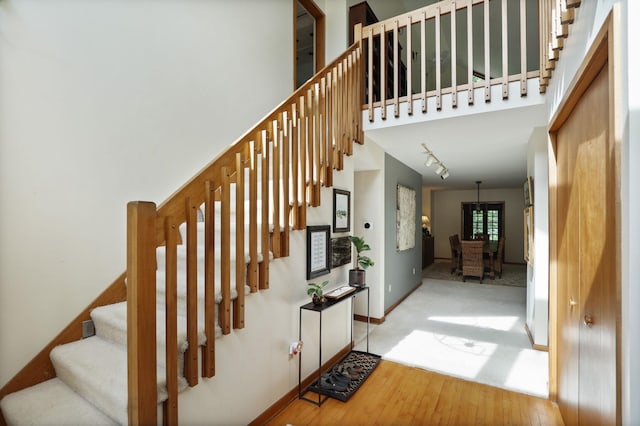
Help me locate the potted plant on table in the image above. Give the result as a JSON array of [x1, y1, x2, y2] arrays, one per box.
[[348, 236, 374, 287], [307, 280, 329, 305]]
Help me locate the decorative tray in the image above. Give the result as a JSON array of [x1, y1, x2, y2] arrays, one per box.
[[325, 285, 357, 299]]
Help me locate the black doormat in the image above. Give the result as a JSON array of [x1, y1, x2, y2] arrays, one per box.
[[309, 351, 381, 402]]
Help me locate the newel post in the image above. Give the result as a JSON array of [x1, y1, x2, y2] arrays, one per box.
[[127, 201, 158, 426]]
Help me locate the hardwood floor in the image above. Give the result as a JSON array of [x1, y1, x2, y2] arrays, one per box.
[[266, 360, 564, 425]]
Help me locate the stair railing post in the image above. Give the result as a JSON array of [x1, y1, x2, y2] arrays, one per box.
[[127, 201, 158, 426]]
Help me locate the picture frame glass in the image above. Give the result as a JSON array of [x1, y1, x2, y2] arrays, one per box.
[[307, 225, 331, 279], [333, 189, 350, 232]]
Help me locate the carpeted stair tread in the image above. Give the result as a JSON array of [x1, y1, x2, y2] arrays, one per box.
[[50, 336, 187, 426], [91, 301, 219, 352], [0, 378, 118, 426]]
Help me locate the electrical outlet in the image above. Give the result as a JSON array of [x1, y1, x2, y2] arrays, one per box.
[[289, 341, 303, 356], [413, 267, 416, 274], [388, 284, 392, 292], [82, 320, 95, 339]]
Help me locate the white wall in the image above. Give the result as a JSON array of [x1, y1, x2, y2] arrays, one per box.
[[353, 140, 386, 320], [320, 0, 348, 62], [624, 3, 640, 424], [526, 127, 549, 347], [0, 0, 294, 390], [431, 188, 525, 264], [545, 1, 638, 423]]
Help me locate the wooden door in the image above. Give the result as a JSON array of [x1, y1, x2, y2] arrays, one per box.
[[555, 64, 617, 425]]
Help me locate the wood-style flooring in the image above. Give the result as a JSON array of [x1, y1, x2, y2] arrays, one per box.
[[266, 360, 564, 425]]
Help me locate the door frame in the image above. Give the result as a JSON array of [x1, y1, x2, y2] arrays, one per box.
[[293, 0, 325, 90], [547, 6, 622, 422]]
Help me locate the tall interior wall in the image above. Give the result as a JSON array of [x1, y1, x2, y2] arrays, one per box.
[[383, 154, 422, 312]]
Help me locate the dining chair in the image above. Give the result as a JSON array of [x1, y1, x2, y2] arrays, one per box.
[[448, 234, 461, 274], [461, 240, 485, 283], [493, 237, 506, 278]]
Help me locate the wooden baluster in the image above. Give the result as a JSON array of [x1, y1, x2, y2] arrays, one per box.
[[347, 53, 355, 153], [260, 132, 270, 289], [435, 7, 442, 110], [321, 76, 333, 188], [337, 62, 345, 170], [520, 0, 528, 96], [306, 88, 314, 206], [328, 70, 336, 171], [484, 0, 491, 102], [297, 96, 307, 230], [367, 28, 374, 122], [451, 1, 458, 108], [271, 121, 282, 256], [184, 197, 198, 385], [247, 142, 258, 292], [420, 12, 427, 112], [219, 169, 231, 333], [127, 201, 157, 426], [393, 20, 399, 117], [163, 216, 178, 425], [202, 181, 216, 375], [357, 46, 364, 143], [380, 23, 387, 120], [280, 112, 290, 257], [234, 153, 245, 329], [407, 15, 413, 115], [313, 84, 321, 205], [467, 1, 474, 104], [501, 0, 509, 99], [290, 104, 300, 230]]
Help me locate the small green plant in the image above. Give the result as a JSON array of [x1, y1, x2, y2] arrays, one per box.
[[348, 236, 375, 270], [306, 280, 329, 297]]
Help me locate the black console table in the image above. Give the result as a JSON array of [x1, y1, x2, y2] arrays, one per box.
[[298, 286, 370, 406]]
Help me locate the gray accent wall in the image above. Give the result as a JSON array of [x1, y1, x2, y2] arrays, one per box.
[[384, 153, 422, 312]]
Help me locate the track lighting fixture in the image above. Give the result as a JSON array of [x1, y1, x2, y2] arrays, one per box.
[[421, 143, 450, 180]]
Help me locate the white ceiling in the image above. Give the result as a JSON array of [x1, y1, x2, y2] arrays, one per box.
[[362, 102, 547, 190]]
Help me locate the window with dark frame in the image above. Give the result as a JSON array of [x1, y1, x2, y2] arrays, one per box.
[[462, 202, 504, 244]]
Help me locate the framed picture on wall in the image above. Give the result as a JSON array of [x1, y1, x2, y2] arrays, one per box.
[[306, 225, 331, 279], [524, 206, 534, 265], [331, 236, 352, 268], [333, 189, 350, 232], [524, 176, 534, 207], [396, 184, 416, 251]]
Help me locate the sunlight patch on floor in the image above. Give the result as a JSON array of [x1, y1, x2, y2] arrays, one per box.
[[427, 315, 519, 331], [504, 348, 549, 397], [383, 329, 497, 379]]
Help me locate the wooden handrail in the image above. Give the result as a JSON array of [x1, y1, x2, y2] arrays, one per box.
[[127, 42, 362, 424]]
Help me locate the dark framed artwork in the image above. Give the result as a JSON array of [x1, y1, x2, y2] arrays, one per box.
[[306, 225, 331, 279], [333, 189, 350, 232], [331, 236, 352, 268]]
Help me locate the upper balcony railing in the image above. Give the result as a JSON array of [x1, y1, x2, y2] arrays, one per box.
[[354, 0, 541, 122]]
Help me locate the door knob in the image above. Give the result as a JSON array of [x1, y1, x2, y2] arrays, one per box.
[[583, 314, 594, 327], [569, 297, 577, 307]]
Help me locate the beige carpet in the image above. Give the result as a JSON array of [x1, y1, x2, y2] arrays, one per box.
[[354, 275, 548, 398], [423, 259, 527, 287]]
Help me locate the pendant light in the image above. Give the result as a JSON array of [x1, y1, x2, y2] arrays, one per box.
[[475, 180, 482, 212]]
